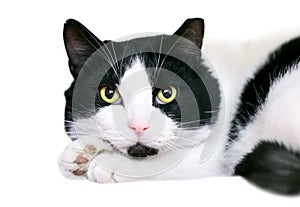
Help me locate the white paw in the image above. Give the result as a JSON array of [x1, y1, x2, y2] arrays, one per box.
[[87, 160, 116, 183], [58, 140, 99, 179], [86, 154, 138, 184]]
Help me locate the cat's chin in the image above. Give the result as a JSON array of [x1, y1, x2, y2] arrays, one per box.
[[102, 139, 158, 158], [127, 142, 158, 158]]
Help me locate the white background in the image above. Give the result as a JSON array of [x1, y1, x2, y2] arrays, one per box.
[[0, 0, 300, 206]]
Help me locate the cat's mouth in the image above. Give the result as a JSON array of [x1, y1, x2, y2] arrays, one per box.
[[104, 139, 159, 158], [127, 142, 158, 158]]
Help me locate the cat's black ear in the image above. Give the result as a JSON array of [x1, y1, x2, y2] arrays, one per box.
[[63, 19, 104, 78], [174, 18, 204, 48]]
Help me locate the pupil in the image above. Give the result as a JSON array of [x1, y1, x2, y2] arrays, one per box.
[[105, 88, 115, 99], [162, 89, 172, 98]]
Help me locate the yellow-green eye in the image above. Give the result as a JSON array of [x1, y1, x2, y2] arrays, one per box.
[[156, 86, 177, 104], [100, 86, 120, 104]]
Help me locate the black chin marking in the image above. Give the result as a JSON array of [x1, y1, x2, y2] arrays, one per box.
[[127, 142, 158, 158]]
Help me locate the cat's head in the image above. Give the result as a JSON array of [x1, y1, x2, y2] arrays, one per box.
[[63, 18, 220, 158]]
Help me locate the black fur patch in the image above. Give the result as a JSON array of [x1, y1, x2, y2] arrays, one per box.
[[142, 53, 214, 126], [228, 36, 300, 143], [235, 141, 300, 195]]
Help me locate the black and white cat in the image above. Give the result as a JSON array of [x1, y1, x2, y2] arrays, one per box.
[[59, 18, 300, 195]]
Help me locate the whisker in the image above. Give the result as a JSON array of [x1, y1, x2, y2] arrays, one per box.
[[176, 119, 212, 126], [111, 41, 120, 74], [98, 46, 120, 79], [154, 35, 164, 85], [171, 127, 203, 132], [78, 27, 120, 79], [147, 40, 158, 86], [204, 110, 219, 114], [64, 120, 75, 123], [78, 29, 102, 49], [119, 40, 129, 77], [156, 140, 180, 152], [168, 137, 196, 146], [155, 35, 182, 83], [215, 152, 234, 173]]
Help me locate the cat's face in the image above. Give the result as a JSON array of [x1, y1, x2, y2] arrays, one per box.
[[64, 19, 220, 158]]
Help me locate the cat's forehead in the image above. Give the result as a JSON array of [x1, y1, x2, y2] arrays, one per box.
[[118, 57, 152, 99], [121, 57, 148, 82], [116, 56, 154, 115]]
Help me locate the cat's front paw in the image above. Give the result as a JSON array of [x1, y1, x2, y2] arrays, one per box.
[[86, 160, 117, 183], [86, 153, 137, 184], [58, 140, 98, 179]]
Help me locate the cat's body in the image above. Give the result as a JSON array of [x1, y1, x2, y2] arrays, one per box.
[[223, 37, 300, 194], [59, 19, 300, 194], [203, 33, 300, 194]]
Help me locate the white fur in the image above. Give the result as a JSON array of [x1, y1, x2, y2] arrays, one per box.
[[84, 140, 226, 183]]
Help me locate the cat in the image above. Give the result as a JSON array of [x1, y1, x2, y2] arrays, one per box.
[[58, 18, 300, 195]]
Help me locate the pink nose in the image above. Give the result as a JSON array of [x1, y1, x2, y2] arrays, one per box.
[[129, 121, 150, 136]]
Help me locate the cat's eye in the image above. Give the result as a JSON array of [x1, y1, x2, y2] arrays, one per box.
[[156, 86, 177, 104], [100, 86, 121, 104]]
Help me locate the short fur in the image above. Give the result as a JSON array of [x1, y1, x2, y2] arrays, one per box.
[[225, 36, 300, 195], [59, 18, 300, 195]]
